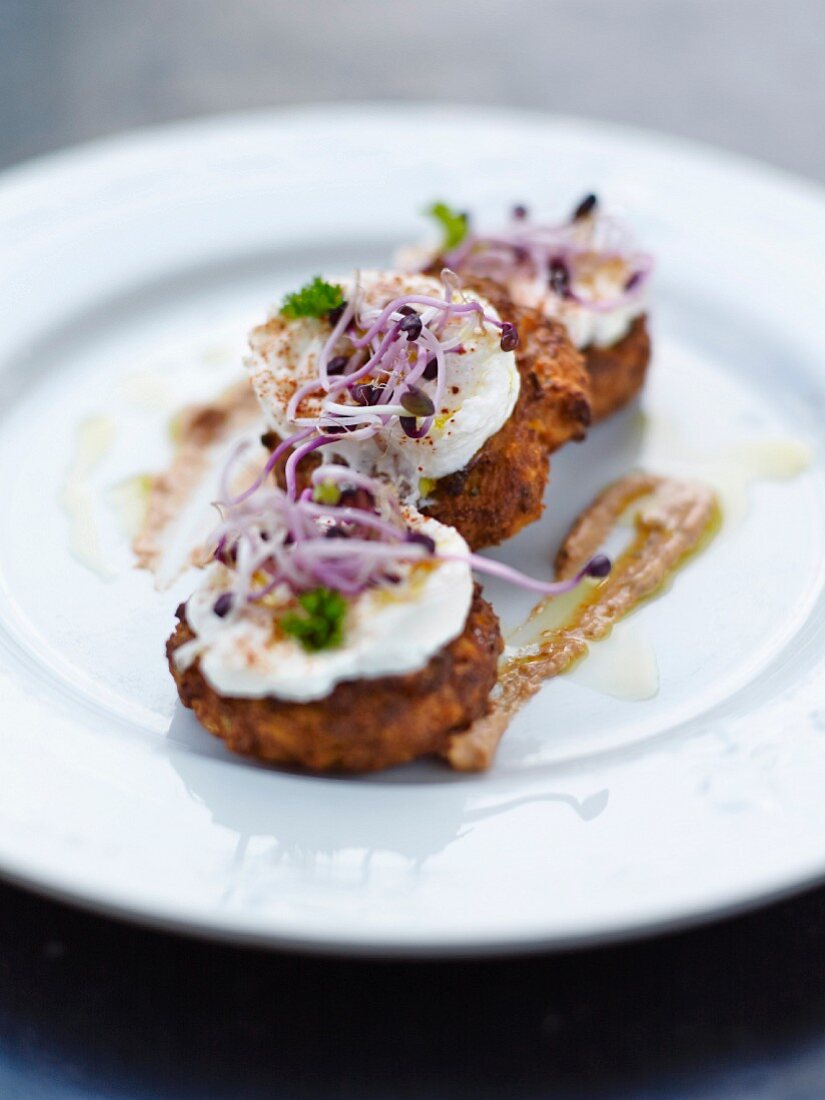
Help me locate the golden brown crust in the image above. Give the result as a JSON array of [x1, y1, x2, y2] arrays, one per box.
[[421, 360, 550, 549], [167, 586, 502, 773], [459, 276, 592, 452], [466, 278, 649, 426], [422, 280, 593, 548], [584, 315, 651, 423]]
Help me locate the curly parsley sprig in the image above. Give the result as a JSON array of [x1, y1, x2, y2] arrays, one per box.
[[427, 202, 469, 251], [280, 277, 344, 320], [281, 587, 347, 652]]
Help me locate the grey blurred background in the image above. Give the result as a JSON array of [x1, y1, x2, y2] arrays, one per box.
[[0, 0, 823, 180]]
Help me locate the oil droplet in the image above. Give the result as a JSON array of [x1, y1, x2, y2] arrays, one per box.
[[635, 409, 812, 527], [201, 344, 234, 366], [728, 439, 813, 479], [566, 620, 659, 700], [505, 584, 590, 651], [60, 415, 116, 578], [507, 586, 659, 701], [713, 439, 813, 525], [107, 474, 152, 538], [116, 371, 175, 410]]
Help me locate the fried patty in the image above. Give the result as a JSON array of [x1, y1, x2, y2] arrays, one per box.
[[585, 315, 651, 423], [418, 280, 590, 548], [167, 586, 502, 774], [459, 276, 592, 452], [465, 275, 650, 425], [430, 261, 650, 427]]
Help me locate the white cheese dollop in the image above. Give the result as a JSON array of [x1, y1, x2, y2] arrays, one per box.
[[506, 267, 644, 350], [396, 244, 645, 350], [179, 513, 474, 702], [246, 270, 520, 501]]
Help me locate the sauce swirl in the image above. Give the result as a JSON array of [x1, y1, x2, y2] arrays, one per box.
[[442, 473, 720, 771]]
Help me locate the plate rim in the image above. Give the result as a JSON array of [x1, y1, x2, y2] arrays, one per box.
[[6, 98, 825, 211], [3, 848, 824, 959], [2, 101, 825, 954]]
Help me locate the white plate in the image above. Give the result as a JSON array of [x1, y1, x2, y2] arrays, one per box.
[[1, 104, 825, 955]]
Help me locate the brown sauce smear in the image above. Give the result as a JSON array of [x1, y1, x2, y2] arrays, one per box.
[[442, 472, 720, 771], [134, 380, 260, 577]]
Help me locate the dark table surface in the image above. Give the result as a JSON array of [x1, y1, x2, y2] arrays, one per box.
[[3, 875, 825, 1100], [3, 2, 825, 1097]]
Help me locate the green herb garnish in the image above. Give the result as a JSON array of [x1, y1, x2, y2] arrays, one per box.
[[281, 587, 347, 652], [312, 480, 342, 506], [280, 277, 344, 320], [426, 202, 469, 251]]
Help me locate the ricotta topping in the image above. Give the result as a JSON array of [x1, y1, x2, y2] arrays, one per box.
[[397, 204, 650, 350], [505, 262, 645, 349], [245, 270, 520, 499], [179, 512, 473, 702]]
